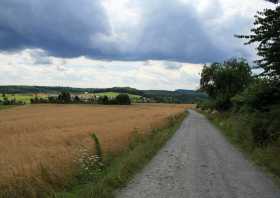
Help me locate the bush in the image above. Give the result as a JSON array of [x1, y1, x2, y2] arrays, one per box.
[[74, 96, 81, 103], [115, 94, 131, 105], [48, 96, 57, 103], [251, 109, 280, 146], [2, 97, 25, 105], [196, 100, 216, 111], [251, 117, 271, 146], [30, 97, 48, 104], [233, 79, 280, 112], [97, 96, 109, 105], [58, 92, 71, 103], [91, 133, 103, 162]]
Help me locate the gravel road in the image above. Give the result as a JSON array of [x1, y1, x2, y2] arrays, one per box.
[[117, 110, 280, 198]]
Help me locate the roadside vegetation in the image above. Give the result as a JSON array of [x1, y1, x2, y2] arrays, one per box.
[[53, 112, 186, 198], [197, 5, 280, 179]]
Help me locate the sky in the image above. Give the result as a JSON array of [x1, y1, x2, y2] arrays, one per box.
[[0, 0, 275, 90]]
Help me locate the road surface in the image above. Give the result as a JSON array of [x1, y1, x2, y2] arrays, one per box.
[[117, 110, 280, 198]]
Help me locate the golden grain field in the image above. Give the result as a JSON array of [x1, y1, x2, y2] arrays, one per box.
[[0, 103, 192, 188]]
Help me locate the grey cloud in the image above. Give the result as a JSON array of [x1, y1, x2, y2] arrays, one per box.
[[132, 0, 255, 63], [0, 0, 257, 63], [132, 0, 228, 63], [164, 61, 183, 70], [56, 65, 67, 72], [30, 50, 52, 65], [0, 0, 111, 57]]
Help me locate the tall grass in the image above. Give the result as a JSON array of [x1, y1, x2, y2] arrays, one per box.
[[91, 133, 103, 162], [0, 166, 58, 198], [53, 112, 187, 198]]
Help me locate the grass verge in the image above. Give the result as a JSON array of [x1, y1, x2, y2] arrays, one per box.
[[52, 112, 187, 198], [201, 110, 280, 184]]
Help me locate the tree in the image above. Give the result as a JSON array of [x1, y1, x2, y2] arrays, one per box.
[[102, 96, 109, 104], [200, 58, 252, 110], [232, 78, 280, 112], [236, 6, 280, 80], [74, 95, 81, 103], [115, 94, 131, 105], [58, 92, 71, 103], [97, 96, 109, 105]]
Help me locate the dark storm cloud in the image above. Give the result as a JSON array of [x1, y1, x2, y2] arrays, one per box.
[[132, 0, 230, 63], [0, 0, 253, 63], [0, 0, 111, 57]]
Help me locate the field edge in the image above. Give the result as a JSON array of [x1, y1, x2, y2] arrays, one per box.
[[53, 111, 188, 198]]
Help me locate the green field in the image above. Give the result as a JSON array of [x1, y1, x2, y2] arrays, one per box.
[[0, 94, 48, 104]]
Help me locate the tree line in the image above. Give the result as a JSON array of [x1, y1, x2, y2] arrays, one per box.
[[30, 92, 131, 105], [0, 86, 207, 104], [198, 5, 280, 147]]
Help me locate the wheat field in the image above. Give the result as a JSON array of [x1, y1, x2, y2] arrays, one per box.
[[0, 103, 192, 189]]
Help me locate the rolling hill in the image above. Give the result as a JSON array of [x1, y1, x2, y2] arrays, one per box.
[[0, 86, 207, 104]]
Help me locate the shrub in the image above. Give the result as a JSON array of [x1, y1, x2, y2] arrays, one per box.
[[48, 96, 57, 103], [196, 100, 216, 111], [108, 98, 117, 105], [115, 94, 131, 105], [58, 92, 71, 103], [97, 96, 109, 105], [2, 97, 24, 105], [251, 117, 271, 146], [251, 109, 280, 146], [91, 133, 103, 162], [233, 79, 280, 112], [77, 133, 104, 183], [74, 96, 81, 103], [30, 97, 48, 104]]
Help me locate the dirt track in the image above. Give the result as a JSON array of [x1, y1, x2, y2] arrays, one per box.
[[117, 110, 280, 198]]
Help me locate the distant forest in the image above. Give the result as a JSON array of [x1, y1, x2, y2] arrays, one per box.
[[0, 86, 207, 104]]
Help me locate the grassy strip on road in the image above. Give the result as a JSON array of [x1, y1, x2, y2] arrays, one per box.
[[202, 110, 280, 184], [53, 112, 187, 198]]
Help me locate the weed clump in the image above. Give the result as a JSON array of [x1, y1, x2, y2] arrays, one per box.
[[77, 133, 104, 183]]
